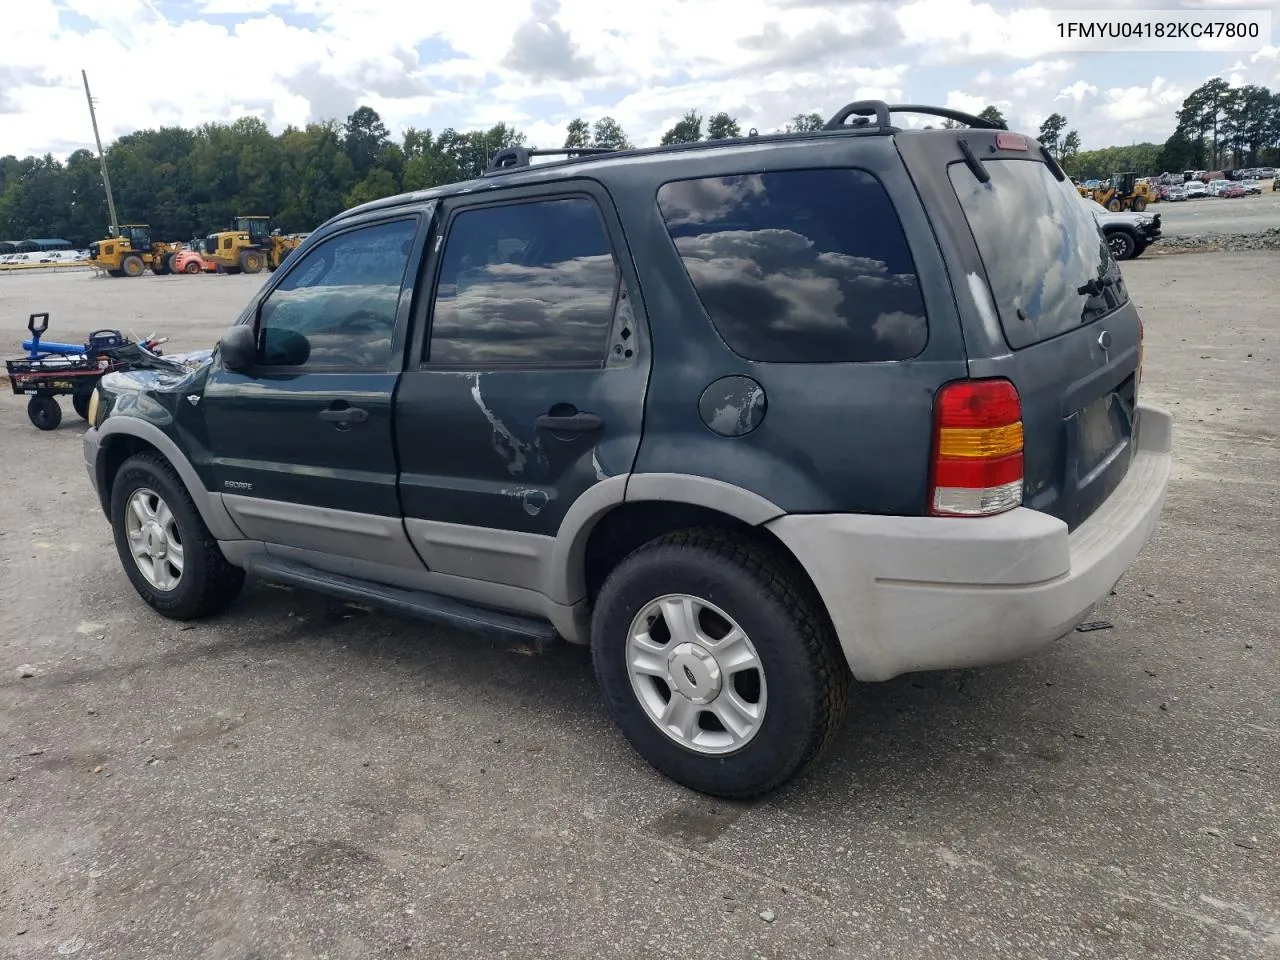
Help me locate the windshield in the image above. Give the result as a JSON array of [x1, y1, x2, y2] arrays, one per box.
[[949, 157, 1129, 350]]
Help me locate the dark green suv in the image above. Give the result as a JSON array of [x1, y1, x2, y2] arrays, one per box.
[[83, 102, 1173, 798]]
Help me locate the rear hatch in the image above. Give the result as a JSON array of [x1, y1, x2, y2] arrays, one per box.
[[906, 131, 1143, 531]]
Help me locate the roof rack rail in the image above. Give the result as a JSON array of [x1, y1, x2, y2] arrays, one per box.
[[484, 146, 617, 175], [824, 101, 1008, 132]]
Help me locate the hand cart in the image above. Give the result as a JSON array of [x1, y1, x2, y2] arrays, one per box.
[[5, 313, 166, 431]]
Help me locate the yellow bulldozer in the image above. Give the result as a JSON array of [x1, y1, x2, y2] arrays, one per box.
[[1088, 172, 1157, 212], [202, 216, 303, 274], [87, 224, 180, 277]]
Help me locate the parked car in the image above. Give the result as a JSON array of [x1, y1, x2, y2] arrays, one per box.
[[1165, 184, 1187, 201], [1184, 180, 1209, 199], [1221, 183, 1247, 198], [1240, 178, 1262, 194], [1083, 197, 1162, 260], [80, 102, 1173, 798], [1207, 179, 1232, 197]]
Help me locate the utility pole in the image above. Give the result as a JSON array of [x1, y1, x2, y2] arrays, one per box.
[[82, 69, 119, 238]]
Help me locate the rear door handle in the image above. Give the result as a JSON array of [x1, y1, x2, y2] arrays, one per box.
[[535, 411, 603, 432], [319, 406, 368, 425]]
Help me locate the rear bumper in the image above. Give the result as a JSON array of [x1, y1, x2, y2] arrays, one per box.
[[766, 403, 1173, 683]]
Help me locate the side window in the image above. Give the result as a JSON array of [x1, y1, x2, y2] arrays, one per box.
[[256, 218, 417, 369], [656, 169, 929, 363], [427, 197, 619, 366]]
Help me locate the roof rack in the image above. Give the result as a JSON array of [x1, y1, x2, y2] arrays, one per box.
[[823, 101, 1008, 132], [484, 146, 618, 175]]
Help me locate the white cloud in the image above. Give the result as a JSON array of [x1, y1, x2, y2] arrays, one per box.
[[0, 0, 1271, 161]]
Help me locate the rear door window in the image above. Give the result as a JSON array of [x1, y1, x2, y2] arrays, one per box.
[[656, 169, 928, 363], [948, 158, 1128, 350]]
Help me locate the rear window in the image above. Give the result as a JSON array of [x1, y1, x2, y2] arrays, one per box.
[[656, 169, 928, 363], [949, 158, 1129, 350]]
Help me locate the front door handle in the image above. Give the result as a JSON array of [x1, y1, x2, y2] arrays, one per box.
[[319, 405, 369, 425], [535, 411, 603, 432]]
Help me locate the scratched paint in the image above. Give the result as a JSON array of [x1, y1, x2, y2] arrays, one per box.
[[467, 373, 530, 476], [698, 376, 766, 437]]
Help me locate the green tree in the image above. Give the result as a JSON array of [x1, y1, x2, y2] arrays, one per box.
[[660, 110, 703, 145], [705, 112, 741, 140], [563, 118, 591, 149], [591, 116, 632, 150], [1037, 113, 1069, 156], [1061, 129, 1081, 163], [343, 106, 391, 176], [977, 105, 1007, 128], [787, 112, 824, 132]]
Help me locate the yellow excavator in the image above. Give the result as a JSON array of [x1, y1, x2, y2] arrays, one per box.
[[1089, 172, 1156, 212], [202, 216, 303, 274], [87, 224, 180, 277]]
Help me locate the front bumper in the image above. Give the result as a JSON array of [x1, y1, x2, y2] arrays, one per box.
[[766, 403, 1174, 683]]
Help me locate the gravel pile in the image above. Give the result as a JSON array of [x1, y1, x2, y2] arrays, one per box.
[[1154, 229, 1280, 253]]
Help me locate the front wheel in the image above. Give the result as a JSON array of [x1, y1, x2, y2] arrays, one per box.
[[121, 254, 144, 277], [1131, 195, 1147, 212], [28, 395, 61, 430], [184, 260, 201, 274], [590, 528, 850, 799], [1107, 229, 1137, 261], [110, 453, 245, 620]]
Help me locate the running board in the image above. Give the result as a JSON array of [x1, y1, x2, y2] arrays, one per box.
[[243, 555, 559, 644]]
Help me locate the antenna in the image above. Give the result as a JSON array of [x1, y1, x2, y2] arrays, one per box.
[[82, 69, 119, 238]]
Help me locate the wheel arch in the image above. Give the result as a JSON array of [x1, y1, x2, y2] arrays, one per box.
[[549, 473, 834, 637], [95, 419, 244, 541]]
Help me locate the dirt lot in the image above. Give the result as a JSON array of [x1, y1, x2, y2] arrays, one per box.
[[1154, 188, 1280, 237], [1, 255, 1278, 959]]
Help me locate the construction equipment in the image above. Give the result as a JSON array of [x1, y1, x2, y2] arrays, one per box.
[[87, 224, 179, 277], [202, 216, 303, 274], [1089, 172, 1154, 212]]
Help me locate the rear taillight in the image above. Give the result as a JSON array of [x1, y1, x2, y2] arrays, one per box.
[[929, 378, 1024, 517]]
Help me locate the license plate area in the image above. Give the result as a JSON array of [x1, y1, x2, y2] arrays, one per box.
[[1077, 393, 1122, 473]]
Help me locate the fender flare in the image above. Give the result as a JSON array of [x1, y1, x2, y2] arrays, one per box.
[[95, 417, 244, 541], [545, 473, 786, 604]]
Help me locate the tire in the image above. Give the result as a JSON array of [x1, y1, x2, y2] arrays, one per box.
[[165, 254, 177, 274], [121, 254, 144, 277], [1131, 195, 1147, 212], [27, 395, 61, 431], [590, 527, 850, 799], [72, 393, 92, 421], [1107, 199, 1123, 212], [238, 251, 264, 274], [1132, 241, 1148, 260], [1107, 229, 1137, 261], [109, 453, 245, 620], [184, 260, 201, 274], [107, 269, 124, 278]]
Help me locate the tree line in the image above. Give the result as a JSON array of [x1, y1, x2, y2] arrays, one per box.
[[2, 80, 1277, 247], [1037, 78, 1280, 180]]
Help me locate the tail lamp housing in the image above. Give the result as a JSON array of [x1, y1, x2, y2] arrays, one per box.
[[929, 378, 1024, 517]]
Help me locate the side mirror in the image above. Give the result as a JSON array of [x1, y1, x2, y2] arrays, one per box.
[[218, 323, 256, 373]]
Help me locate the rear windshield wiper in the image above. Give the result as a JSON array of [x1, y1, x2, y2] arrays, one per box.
[[1076, 275, 1117, 297]]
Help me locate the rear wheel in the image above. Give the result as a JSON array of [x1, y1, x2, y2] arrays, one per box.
[[72, 393, 92, 421], [1131, 196, 1147, 212], [590, 528, 850, 799], [27, 395, 61, 430], [238, 250, 264, 274], [107, 269, 124, 278], [121, 254, 145, 277], [184, 260, 201, 274], [110, 453, 245, 620], [1108, 198, 1123, 212], [1107, 229, 1137, 261]]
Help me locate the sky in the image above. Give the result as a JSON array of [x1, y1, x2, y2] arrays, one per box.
[[2, 0, 1279, 161]]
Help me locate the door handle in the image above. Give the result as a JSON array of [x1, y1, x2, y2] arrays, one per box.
[[319, 406, 369, 425], [536, 411, 603, 432]]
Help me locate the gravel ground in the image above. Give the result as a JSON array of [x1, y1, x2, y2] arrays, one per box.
[[1, 253, 1278, 960], [1153, 188, 1279, 238]]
